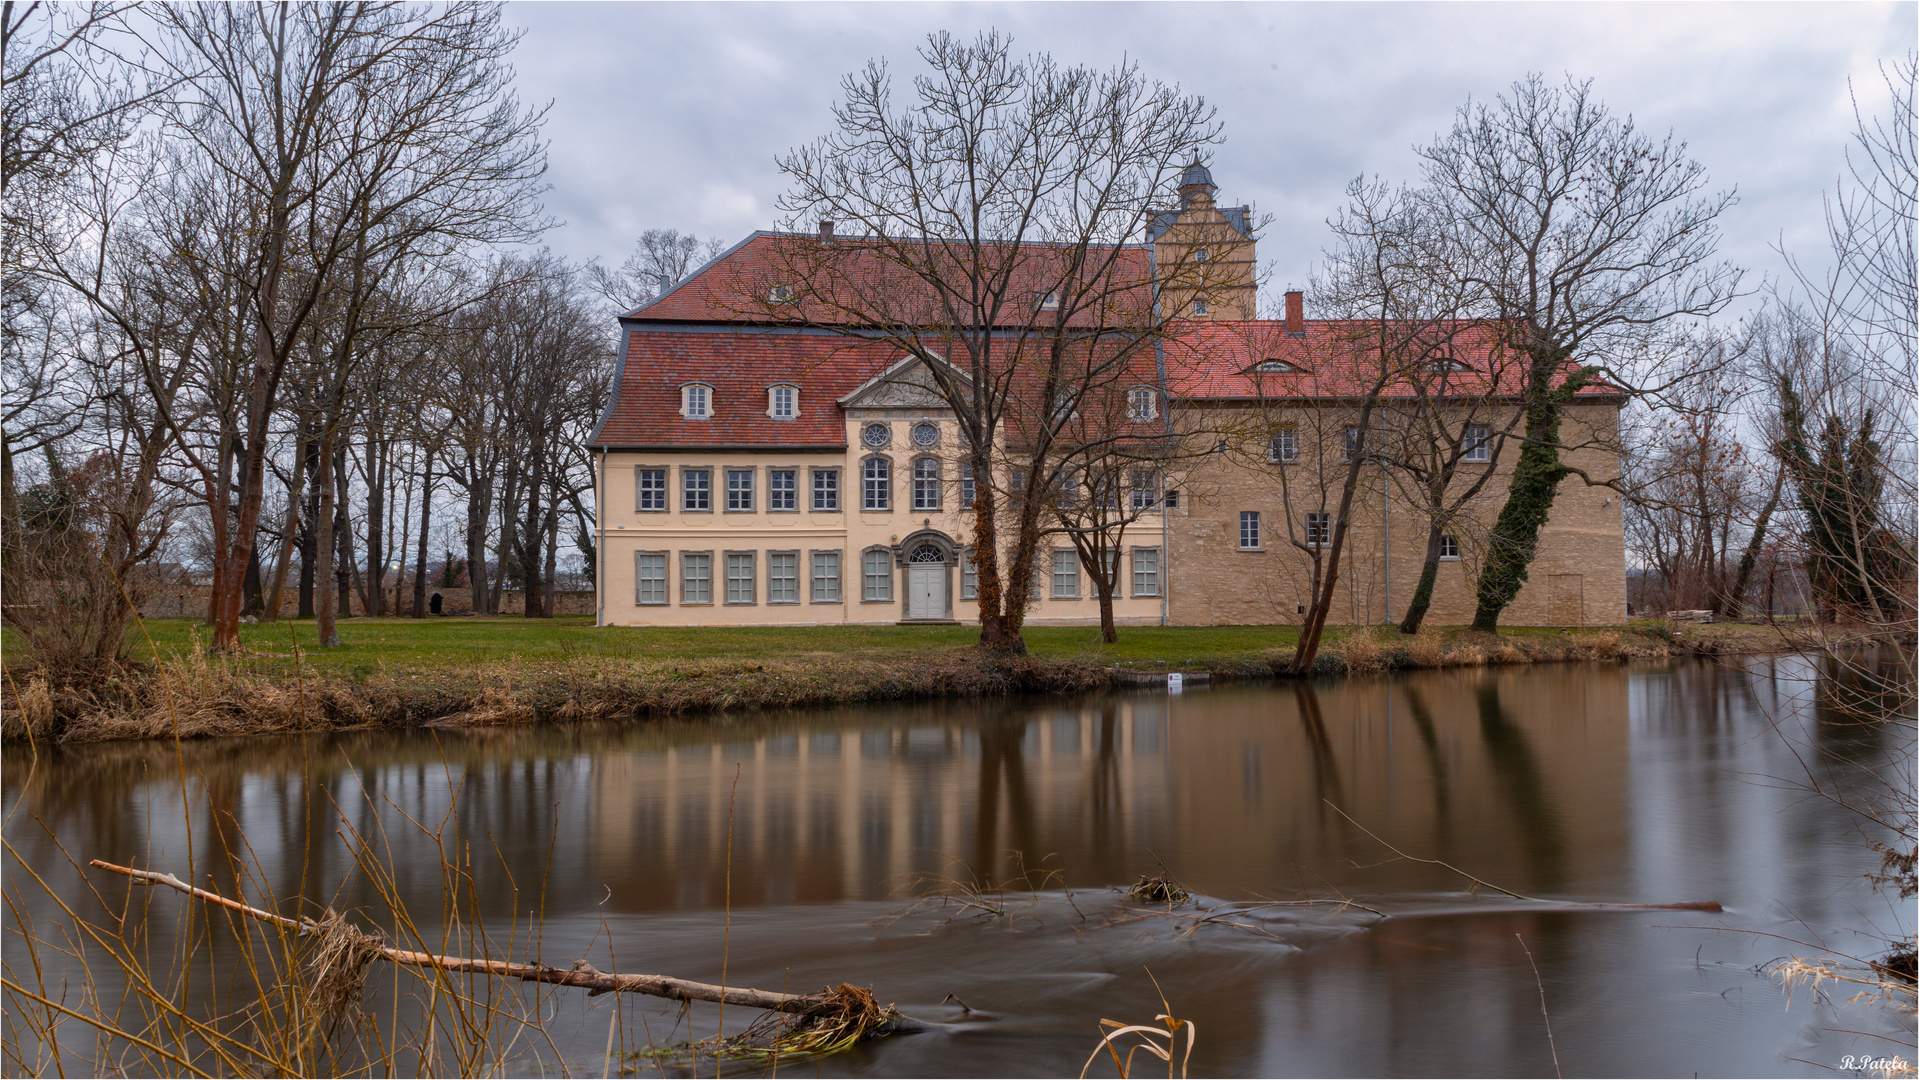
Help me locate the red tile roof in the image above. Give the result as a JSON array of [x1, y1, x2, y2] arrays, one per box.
[[632, 232, 1156, 329], [590, 328, 898, 449], [1161, 320, 1619, 402]]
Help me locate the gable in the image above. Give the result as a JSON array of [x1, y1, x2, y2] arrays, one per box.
[[838, 353, 965, 411]]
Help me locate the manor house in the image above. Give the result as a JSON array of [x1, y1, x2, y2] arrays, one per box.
[[587, 164, 1626, 629]]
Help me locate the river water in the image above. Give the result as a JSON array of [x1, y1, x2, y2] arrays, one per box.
[[4, 655, 1913, 1077]]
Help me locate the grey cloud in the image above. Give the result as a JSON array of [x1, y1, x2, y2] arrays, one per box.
[[508, 1, 1913, 312]]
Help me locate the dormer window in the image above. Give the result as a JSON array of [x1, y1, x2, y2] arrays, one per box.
[[1126, 386, 1158, 422], [1422, 357, 1471, 373], [768, 384, 798, 420], [1254, 359, 1301, 373], [681, 383, 712, 420], [1036, 290, 1061, 311], [768, 284, 794, 303]]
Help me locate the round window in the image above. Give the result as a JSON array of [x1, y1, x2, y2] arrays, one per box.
[[861, 423, 890, 448], [912, 422, 939, 446]]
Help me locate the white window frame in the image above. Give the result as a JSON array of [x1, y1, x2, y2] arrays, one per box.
[[635, 551, 668, 605], [1305, 512, 1331, 548], [1051, 549, 1079, 599], [1036, 290, 1061, 311], [1343, 426, 1364, 462], [725, 468, 754, 512], [766, 551, 799, 604], [1131, 547, 1161, 598], [861, 548, 893, 602], [724, 551, 756, 605], [1440, 534, 1462, 560], [1129, 469, 1160, 510], [767, 468, 797, 512], [810, 550, 842, 602], [1239, 511, 1262, 550], [1270, 426, 1297, 463], [912, 457, 941, 511], [960, 549, 978, 600], [768, 384, 799, 420], [1192, 298, 1209, 316], [1126, 387, 1158, 422], [636, 467, 668, 512], [1463, 424, 1491, 463], [680, 383, 712, 420], [862, 456, 891, 511], [959, 461, 976, 509], [811, 468, 840, 512]]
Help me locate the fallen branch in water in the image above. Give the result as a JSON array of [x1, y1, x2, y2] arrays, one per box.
[[1322, 802, 1723, 913], [89, 859, 929, 1034]]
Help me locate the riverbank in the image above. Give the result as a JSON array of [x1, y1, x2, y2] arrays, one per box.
[[1, 618, 1815, 744]]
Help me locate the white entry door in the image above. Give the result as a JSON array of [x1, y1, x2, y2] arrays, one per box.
[[907, 564, 946, 619]]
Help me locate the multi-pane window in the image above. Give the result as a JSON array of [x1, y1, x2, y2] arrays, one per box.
[[725, 552, 756, 604], [811, 551, 841, 601], [1440, 534, 1461, 559], [1192, 299, 1209, 316], [680, 552, 712, 603], [1132, 548, 1161, 597], [770, 384, 797, 419], [1463, 424, 1491, 462], [1270, 426, 1297, 463], [1129, 469, 1159, 510], [637, 468, 667, 511], [1126, 387, 1158, 421], [912, 458, 941, 511], [1239, 511, 1261, 549], [725, 469, 754, 511], [1010, 469, 1028, 494], [1092, 472, 1118, 510], [1051, 549, 1079, 598], [1305, 512, 1331, 547], [767, 552, 798, 603], [1343, 427, 1364, 462], [768, 469, 796, 511], [1054, 471, 1080, 508], [812, 469, 839, 511], [862, 458, 890, 510], [636, 552, 667, 604], [960, 550, 977, 600], [682, 383, 711, 419], [682, 469, 711, 511], [862, 549, 892, 601], [959, 462, 976, 509]]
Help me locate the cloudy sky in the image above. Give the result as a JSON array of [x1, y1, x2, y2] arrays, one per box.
[[504, 1, 1913, 315]]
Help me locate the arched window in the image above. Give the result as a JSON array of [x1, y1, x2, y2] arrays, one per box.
[[861, 456, 891, 511], [680, 383, 712, 420], [1126, 386, 1158, 422], [911, 458, 941, 511], [909, 544, 944, 564], [767, 384, 799, 419]]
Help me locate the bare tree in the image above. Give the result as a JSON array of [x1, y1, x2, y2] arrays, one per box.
[[1415, 74, 1744, 631], [586, 229, 725, 312], [768, 31, 1222, 652]]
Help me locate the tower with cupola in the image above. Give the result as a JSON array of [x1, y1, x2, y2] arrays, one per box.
[[1148, 161, 1258, 321]]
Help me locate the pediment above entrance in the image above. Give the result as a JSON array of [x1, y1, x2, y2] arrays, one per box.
[[838, 352, 966, 411]]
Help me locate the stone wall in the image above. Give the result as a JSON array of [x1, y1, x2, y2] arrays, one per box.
[[1165, 401, 1627, 627]]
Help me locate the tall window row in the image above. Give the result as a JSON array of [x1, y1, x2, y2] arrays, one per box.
[[635, 462, 1171, 515], [635, 546, 1166, 606]]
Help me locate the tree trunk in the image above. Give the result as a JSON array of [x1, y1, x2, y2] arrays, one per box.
[[1722, 471, 1784, 620], [413, 452, 433, 617], [1471, 366, 1581, 631], [365, 435, 385, 617], [314, 434, 341, 648], [543, 502, 558, 618], [1398, 523, 1445, 635], [969, 453, 1023, 654], [298, 433, 319, 617], [466, 474, 492, 615]]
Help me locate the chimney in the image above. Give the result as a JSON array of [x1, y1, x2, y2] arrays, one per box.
[[818, 219, 835, 241], [1284, 289, 1304, 335]]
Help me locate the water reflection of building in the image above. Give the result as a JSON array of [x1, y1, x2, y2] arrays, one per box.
[[585, 701, 1174, 907]]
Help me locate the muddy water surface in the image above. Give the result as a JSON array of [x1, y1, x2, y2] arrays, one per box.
[[5, 656, 1912, 1076]]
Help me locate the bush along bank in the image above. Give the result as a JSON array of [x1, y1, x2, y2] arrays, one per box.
[[2, 623, 1805, 745]]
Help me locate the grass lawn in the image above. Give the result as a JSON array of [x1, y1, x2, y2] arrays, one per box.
[[23, 616, 1316, 676]]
